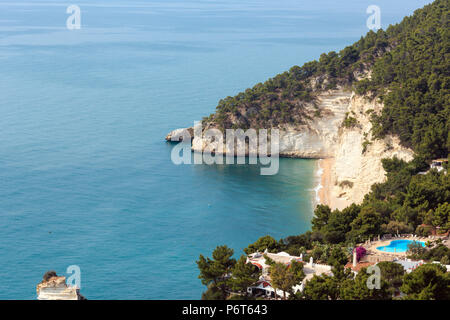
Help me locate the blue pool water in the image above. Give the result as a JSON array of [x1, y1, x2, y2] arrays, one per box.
[[0, 0, 431, 299], [377, 240, 425, 253]]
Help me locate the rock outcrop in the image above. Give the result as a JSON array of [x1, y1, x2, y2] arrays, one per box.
[[165, 127, 194, 142], [37, 275, 85, 300]]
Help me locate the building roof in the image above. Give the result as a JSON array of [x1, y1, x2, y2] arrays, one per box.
[[393, 259, 425, 272], [248, 280, 287, 296]]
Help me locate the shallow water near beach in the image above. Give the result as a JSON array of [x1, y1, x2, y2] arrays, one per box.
[[0, 0, 429, 299]]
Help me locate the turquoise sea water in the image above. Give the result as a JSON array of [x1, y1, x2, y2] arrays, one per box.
[[377, 240, 425, 253], [0, 0, 431, 299]]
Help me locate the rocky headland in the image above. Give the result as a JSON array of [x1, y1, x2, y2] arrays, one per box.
[[166, 88, 414, 210], [36, 271, 85, 300]]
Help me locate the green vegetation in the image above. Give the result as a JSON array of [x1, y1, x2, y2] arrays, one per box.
[[197, 245, 262, 300], [243, 235, 280, 255], [358, 0, 449, 159], [269, 261, 305, 300], [424, 202, 450, 230], [310, 157, 449, 245], [408, 240, 450, 263], [203, 10, 394, 131], [339, 180, 353, 188], [341, 113, 359, 129], [196, 157, 449, 299], [196, 242, 449, 300], [338, 267, 392, 300], [299, 274, 340, 300], [377, 261, 405, 296], [298, 262, 450, 300], [400, 264, 450, 299], [234, 153, 440, 258], [42, 270, 57, 282], [197, 245, 236, 299], [195, 1, 450, 300], [203, 0, 449, 160], [362, 138, 372, 154], [228, 256, 261, 295], [204, 30, 385, 131]]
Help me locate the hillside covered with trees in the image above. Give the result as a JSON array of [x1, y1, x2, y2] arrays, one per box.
[[197, 157, 450, 300], [196, 0, 450, 300], [203, 0, 449, 160]]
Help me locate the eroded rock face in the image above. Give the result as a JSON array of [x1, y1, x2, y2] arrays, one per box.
[[276, 90, 351, 158], [326, 94, 414, 209], [36, 276, 85, 300], [165, 127, 194, 142], [186, 89, 352, 158]]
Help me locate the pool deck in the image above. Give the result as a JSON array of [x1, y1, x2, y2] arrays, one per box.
[[358, 235, 450, 264], [363, 236, 430, 260]]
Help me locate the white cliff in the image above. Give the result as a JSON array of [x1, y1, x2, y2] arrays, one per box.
[[184, 89, 352, 158], [37, 275, 85, 300], [166, 88, 414, 210], [276, 90, 351, 158], [323, 94, 414, 209]]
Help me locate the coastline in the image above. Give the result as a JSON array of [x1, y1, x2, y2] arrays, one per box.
[[317, 158, 333, 208], [313, 160, 323, 207]]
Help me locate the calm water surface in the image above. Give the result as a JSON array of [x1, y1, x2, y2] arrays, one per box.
[[0, 0, 430, 299]]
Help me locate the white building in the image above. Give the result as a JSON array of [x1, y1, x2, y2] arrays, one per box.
[[246, 251, 333, 298], [392, 259, 450, 273], [430, 159, 448, 172], [393, 259, 425, 273]]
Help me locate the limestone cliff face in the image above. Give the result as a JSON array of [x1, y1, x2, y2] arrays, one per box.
[[326, 94, 414, 209], [272, 90, 352, 158], [186, 89, 353, 158], [166, 89, 414, 209], [36, 276, 85, 300]]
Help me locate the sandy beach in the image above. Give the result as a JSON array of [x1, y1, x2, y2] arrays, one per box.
[[318, 158, 334, 207], [317, 157, 364, 210]]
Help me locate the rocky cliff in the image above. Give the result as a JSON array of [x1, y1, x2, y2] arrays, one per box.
[[36, 275, 85, 300], [166, 0, 449, 210], [166, 88, 414, 210], [320, 93, 414, 210]]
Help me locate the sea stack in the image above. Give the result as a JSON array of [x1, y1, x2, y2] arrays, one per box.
[[165, 127, 194, 142], [36, 271, 86, 300]]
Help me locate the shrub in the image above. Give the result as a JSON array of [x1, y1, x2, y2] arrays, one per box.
[[355, 246, 366, 261], [341, 114, 359, 128], [381, 221, 413, 234], [43, 270, 57, 282], [415, 225, 433, 237], [339, 180, 354, 188]]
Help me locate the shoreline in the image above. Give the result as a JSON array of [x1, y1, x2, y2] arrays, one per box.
[[316, 158, 333, 208], [312, 160, 323, 207]]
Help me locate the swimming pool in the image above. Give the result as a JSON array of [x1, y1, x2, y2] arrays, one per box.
[[376, 240, 425, 253]]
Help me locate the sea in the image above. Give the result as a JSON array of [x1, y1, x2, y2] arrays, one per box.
[[0, 0, 430, 299]]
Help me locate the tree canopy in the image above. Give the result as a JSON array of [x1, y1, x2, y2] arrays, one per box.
[[195, 0, 450, 300], [203, 0, 449, 159], [401, 264, 450, 300], [229, 255, 261, 294]]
